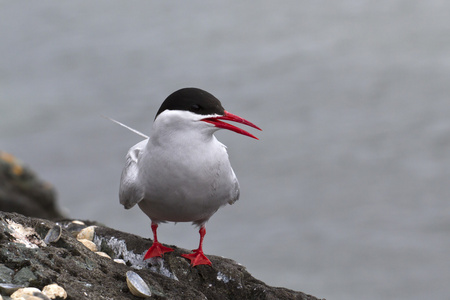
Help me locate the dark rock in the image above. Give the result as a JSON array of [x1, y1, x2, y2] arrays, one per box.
[[0, 151, 64, 220], [13, 267, 37, 285], [0, 264, 14, 283], [0, 211, 323, 300]]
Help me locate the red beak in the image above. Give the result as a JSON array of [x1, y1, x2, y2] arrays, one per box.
[[202, 111, 262, 140]]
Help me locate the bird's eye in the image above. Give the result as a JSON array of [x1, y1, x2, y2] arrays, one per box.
[[190, 104, 201, 112]]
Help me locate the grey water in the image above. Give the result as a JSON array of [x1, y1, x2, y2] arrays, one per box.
[[1, 1, 450, 299]]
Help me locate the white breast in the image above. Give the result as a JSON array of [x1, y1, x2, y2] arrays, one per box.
[[135, 110, 240, 225]]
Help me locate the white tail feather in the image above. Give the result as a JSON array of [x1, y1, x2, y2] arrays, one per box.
[[102, 115, 149, 139]]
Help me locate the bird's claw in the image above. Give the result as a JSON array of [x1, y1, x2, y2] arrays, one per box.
[[181, 250, 212, 266], [143, 242, 174, 259]]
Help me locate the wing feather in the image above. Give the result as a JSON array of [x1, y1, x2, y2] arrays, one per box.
[[119, 140, 147, 209]]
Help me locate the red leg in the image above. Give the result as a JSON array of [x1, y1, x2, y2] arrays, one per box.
[[181, 226, 212, 266], [143, 222, 174, 260]]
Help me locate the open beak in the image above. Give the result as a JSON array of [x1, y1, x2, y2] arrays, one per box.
[[202, 110, 262, 140]]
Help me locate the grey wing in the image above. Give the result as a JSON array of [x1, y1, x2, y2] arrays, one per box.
[[228, 169, 240, 205], [119, 139, 147, 209]]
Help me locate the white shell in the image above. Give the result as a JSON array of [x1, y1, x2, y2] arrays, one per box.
[[71, 220, 85, 225], [6, 220, 43, 249], [114, 259, 126, 265], [126, 271, 152, 298], [78, 239, 98, 252], [10, 287, 44, 299], [44, 225, 62, 244], [76, 226, 95, 241], [42, 283, 67, 299], [95, 251, 111, 259], [65, 220, 86, 237]]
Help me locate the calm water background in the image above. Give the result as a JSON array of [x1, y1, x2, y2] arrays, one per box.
[[1, 1, 450, 299]]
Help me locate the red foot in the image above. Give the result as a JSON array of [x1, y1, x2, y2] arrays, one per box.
[[181, 250, 212, 266], [143, 241, 174, 260]]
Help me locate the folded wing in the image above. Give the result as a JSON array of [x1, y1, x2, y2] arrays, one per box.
[[119, 140, 147, 209]]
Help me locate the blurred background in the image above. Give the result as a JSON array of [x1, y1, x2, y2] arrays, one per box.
[[1, 1, 450, 299]]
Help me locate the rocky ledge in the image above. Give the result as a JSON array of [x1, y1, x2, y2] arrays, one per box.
[[0, 211, 321, 300], [0, 151, 321, 299]]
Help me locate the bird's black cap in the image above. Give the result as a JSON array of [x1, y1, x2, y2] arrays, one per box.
[[155, 88, 225, 120]]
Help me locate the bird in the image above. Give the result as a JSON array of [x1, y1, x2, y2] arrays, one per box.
[[117, 87, 261, 266]]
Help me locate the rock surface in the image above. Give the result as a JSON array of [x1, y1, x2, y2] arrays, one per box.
[[0, 151, 64, 220], [0, 152, 322, 299], [0, 211, 322, 300]]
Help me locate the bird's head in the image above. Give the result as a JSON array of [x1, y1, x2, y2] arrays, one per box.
[[154, 88, 261, 140]]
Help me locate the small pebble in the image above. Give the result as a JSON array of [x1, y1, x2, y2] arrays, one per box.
[[0, 283, 23, 294], [42, 283, 67, 299]]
